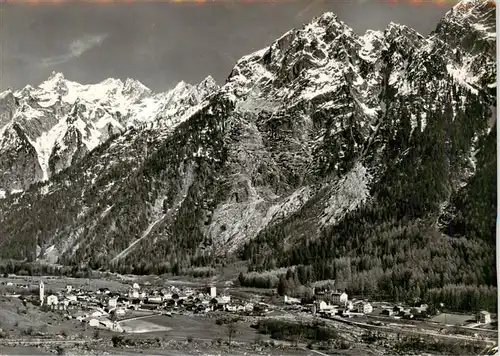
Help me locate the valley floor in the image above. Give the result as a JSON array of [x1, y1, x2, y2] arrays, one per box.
[[0, 275, 496, 356]]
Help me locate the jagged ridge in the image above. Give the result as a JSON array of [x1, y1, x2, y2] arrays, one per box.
[[0, 72, 219, 195]]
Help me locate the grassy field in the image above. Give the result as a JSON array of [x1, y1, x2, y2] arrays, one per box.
[[430, 313, 475, 325], [124, 314, 262, 344], [119, 318, 172, 333]]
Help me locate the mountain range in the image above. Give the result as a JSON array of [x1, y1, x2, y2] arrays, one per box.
[[0, 0, 496, 303]]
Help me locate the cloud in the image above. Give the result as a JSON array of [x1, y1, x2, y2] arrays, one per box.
[[39, 33, 108, 67]]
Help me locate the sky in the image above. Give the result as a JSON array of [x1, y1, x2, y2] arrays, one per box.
[[0, 0, 453, 92]]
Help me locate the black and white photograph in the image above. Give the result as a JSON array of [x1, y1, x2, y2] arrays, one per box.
[[0, 0, 497, 355]]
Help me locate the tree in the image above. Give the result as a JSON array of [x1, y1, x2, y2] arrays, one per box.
[[238, 272, 245, 286], [112, 335, 124, 347], [277, 276, 288, 296]]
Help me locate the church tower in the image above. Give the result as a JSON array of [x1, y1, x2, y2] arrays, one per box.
[[39, 279, 45, 306]]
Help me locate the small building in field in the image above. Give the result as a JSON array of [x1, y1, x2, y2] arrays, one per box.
[[477, 311, 491, 324]]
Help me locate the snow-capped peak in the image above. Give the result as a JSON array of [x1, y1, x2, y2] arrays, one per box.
[[0, 89, 13, 100], [199, 75, 217, 89], [453, 0, 495, 10], [0, 73, 220, 192]]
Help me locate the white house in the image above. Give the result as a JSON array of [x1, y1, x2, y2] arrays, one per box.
[[129, 289, 140, 299], [357, 303, 373, 314], [47, 295, 59, 306], [477, 311, 491, 324], [148, 296, 162, 304], [108, 298, 118, 308], [331, 292, 348, 305], [133, 283, 140, 290], [66, 295, 77, 302], [66, 285, 73, 293], [88, 319, 99, 327], [217, 295, 231, 304], [99, 319, 123, 332]]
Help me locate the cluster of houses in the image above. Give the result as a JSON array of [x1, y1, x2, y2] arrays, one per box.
[[31, 280, 269, 333], [285, 290, 433, 321], [285, 290, 374, 317], [379, 304, 430, 319], [2, 279, 494, 334], [285, 289, 493, 326]]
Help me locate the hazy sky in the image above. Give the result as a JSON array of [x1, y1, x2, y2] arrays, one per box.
[[0, 0, 451, 92]]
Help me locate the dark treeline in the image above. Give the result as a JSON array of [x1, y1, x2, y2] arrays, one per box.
[[0, 260, 92, 279]]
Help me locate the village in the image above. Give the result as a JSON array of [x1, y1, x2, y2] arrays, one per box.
[[1, 277, 495, 333], [0, 275, 497, 355]]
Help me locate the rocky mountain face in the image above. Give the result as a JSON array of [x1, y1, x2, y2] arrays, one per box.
[[0, 73, 218, 195], [0, 0, 496, 288]]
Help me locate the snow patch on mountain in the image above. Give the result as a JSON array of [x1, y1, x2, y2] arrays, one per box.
[[29, 118, 67, 181], [360, 30, 385, 63], [446, 62, 480, 94]]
